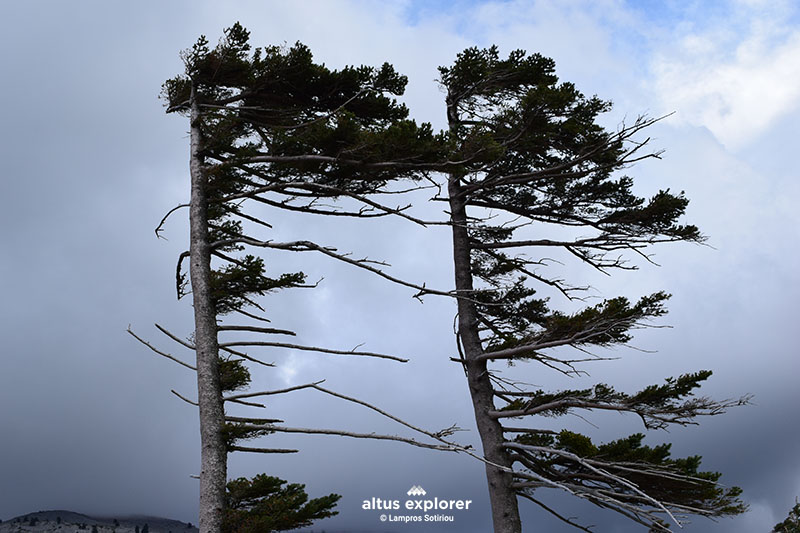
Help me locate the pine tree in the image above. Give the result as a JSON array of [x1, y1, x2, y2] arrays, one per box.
[[436, 45, 747, 532], [135, 23, 460, 533], [145, 25, 748, 533], [222, 474, 340, 533], [774, 499, 800, 533]]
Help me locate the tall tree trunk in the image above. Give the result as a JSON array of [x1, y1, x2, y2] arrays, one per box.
[[189, 84, 227, 533], [447, 174, 523, 533]]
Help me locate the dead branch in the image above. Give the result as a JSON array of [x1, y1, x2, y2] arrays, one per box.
[[171, 389, 198, 406], [228, 398, 266, 408], [127, 326, 196, 370], [155, 203, 190, 239], [155, 323, 195, 350], [224, 381, 325, 402], [218, 340, 408, 362], [217, 325, 296, 336], [225, 416, 284, 424], [229, 445, 298, 454], [517, 492, 595, 533], [231, 423, 460, 452], [311, 385, 464, 441], [232, 307, 272, 323], [211, 236, 455, 301]]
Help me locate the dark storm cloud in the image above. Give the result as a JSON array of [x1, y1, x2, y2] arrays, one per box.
[[0, 2, 797, 532]]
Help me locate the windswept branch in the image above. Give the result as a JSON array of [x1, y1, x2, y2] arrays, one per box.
[[155, 323, 275, 367], [311, 385, 465, 441], [210, 236, 456, 301], [171, 389, 198, 407], [127, 326, 196, 370], [155, 203, 190, 239], [491, 394, 746, 428], [229, 445, 298, 454], [517, 492, 595, 533], [217, 325, 296, 336], [218, 340, 408, 362], [231, 423, 461, 452], [224, 381, 325, 402], [477, 317, 636, 362], [504, 442, 682, 527]]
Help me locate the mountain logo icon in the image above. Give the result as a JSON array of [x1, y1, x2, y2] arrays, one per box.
[[407, 485, 427, 496]]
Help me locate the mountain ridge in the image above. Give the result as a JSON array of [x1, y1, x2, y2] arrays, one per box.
[[0, 510, 197, 533]]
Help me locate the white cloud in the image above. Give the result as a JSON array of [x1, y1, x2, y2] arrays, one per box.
[[651, 5, 800, 149]]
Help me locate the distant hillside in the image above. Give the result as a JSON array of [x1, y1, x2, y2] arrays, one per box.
[[0, 511, 197, 533]]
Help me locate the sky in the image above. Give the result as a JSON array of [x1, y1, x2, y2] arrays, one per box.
[[0, 0, 798, 532]]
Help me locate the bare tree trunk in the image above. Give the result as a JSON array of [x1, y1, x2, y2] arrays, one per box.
[[189, 84, 227, 533], [447, 173, 523, 533]]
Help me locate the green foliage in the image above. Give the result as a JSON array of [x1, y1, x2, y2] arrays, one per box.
[[442, 47, 697, 364], [222, 474, 340, 533], [219, 358, 251, 393], [162, 23, 442, 187], [632, 370, 712, 407], [221, 421, 272, 452], [500, 371, 715, 428], [543, 292, 668, 345], [164, 26, 419, 533], [167, 23, 442, 320], [515, 429, 746, 519], [774, 500, 800, 533], [439, 44, 745, 529], [480, 290, 670, 356], [209, 255, 305, 315]]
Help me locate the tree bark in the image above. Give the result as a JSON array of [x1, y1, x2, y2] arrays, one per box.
[[447, 169, 522, 531], [189, 83, 227, 533]]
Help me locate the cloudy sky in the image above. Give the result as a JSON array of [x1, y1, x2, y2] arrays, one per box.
[[1, 1, 798, 531]]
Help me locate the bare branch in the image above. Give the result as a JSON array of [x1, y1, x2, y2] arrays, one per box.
[[212, 236, 456, 301], [176, 251, 190, 298], [232, 423, 460, 452], [230, 209, 273, 229], [217, 325, 296, 336], [517, 492, 595, 532], [154, 322, 276, 367], [224, 381, 325, 402], [225, 416, 283, 424], [218, 340, 408, 362], [232, 307, 272, 323], [155, 203, 190, 239], [227, 398, 266, 408], [171, 389, 198, 406], [312, 385, 465, 440], [229, 445, 299, 454], [219, 347, 276, 368], [155, 323, 196, 350], [127, 326, 196, 371]]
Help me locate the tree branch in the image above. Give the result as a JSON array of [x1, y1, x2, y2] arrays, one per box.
[[155, 203, 190, 239], [218, 340, 408, 362], [127, 326, 196, 370], [229, 445, 298, 454]]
